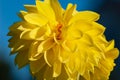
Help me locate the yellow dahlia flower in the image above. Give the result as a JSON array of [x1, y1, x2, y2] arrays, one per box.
[[8, 0, 119, 80]]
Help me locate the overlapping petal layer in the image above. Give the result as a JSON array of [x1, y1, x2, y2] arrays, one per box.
[[8, 0, 119, 80]]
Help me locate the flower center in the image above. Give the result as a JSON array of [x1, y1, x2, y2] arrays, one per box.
[[56, 23, 63, 40]]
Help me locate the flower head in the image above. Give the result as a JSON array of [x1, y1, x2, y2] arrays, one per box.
[[8, 0, 119, 80]]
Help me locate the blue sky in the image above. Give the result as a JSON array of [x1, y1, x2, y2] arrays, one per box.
[[0, 0, 120, 80]]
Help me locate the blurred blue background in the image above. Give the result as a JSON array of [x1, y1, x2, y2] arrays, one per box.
[[0, 0, 120, 80]]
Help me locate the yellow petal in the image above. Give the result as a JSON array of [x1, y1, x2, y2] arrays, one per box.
[[67, 23, 83, 40], [106, 48, 119, 59], [24, 5, 37, 13], [7, 31, 17, 36], [87, 47, 102, 66], [65, 68, 78, 80], [20, 26, 49, 40], [8, 36, 18, 43], [78, 34, 93, 48], [58, 45, 70, 63], [56, 65, 68, 80], [86, 63, 94, 74], [8, 22, 37, 34], [20, 29, 32, 40], [18, 11, 28, 20], [77, 55, 85, 75], [69, 21, 93, 33], [34, 65, 47, 80], [91, 67, 107, 80], [106, 40, 114, 51], [53, 60, 62, 77], [61, 40, 71, 52], [10, 40, 31, 54], [79, 76, 86, 80], [44, 66, 54, 80], [65, 54, 76, 74], [50, 0, 63, 22], [94, 58, 115, 80], [36, 1, 56, 21], [69, 11, 100, 25], [44, 0, 50, 3], [66, 3, 73, 10], [53, 33, 59, 44], [28, 41, 42, 61], [86, 22, 105, 36], [21, 22, 37, 29], [30, 56, 46, 74], [44, 49, 56, 67], [9, 22, 23, 32], [15, 50, 29, 69], [8, 37, 20, 49], [24, 13, 48, 26], [37, 38, 55, 55], [63, 4, 76, 25], [94, 35, 108, 45]]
